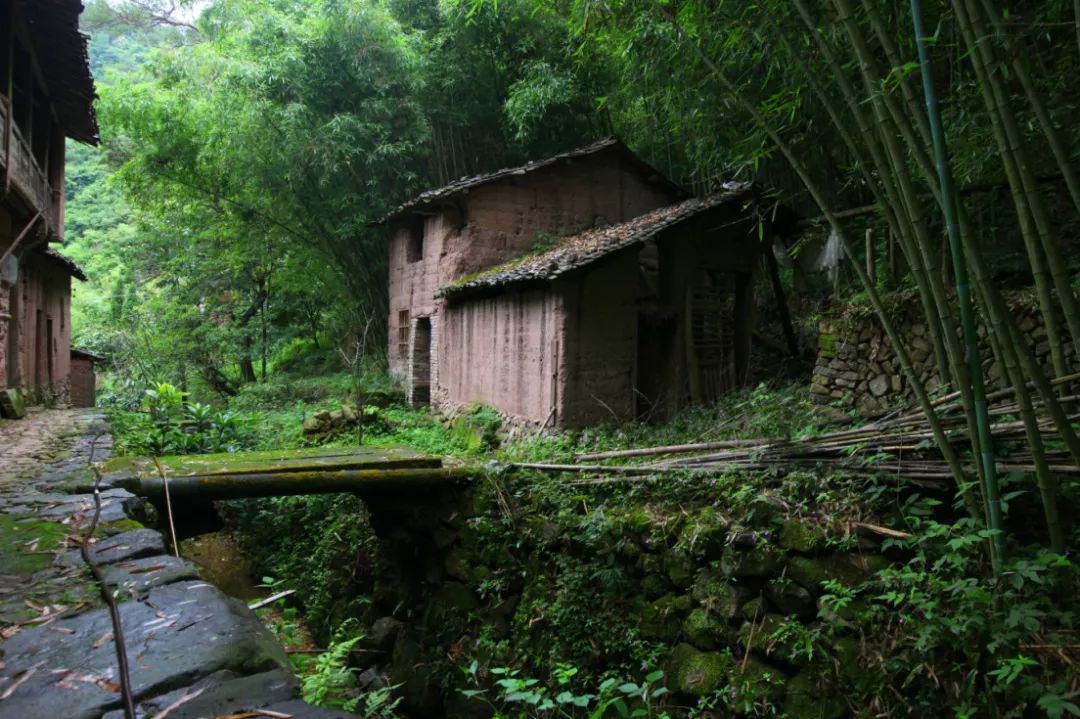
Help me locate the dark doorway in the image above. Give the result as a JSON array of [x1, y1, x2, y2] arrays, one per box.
[[635, 310, 676, 421], [6, 285, 18, 387], [411, 317, 432, 407], [34, 309, 44, 386], [46, 317, 54, 386]]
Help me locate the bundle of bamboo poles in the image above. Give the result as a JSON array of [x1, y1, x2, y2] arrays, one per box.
[[507, 374, 1080, 485]]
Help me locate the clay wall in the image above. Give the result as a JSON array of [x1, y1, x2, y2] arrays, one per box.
[[9, 253, 72, 402], [387, 151, 678, 383], [559, 250, 639, 427], [0, 207, 13, 388], [70, 356, 95, 407], [446, 154, 677, 281], [436, 288, 561, 425]]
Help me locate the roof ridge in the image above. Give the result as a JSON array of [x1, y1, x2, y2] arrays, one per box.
[[438, 184, 755, 300], [375, 137, 683, 225]]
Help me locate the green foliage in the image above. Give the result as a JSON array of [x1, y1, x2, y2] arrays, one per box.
[[461, 661, 671, 718], [110, 382, 249, 455], [222, 492, 379, 639]]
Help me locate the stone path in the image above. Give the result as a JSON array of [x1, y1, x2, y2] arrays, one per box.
[[0, 409, 356, 718]]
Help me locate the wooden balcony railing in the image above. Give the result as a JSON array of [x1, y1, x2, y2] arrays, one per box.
[[0, 98, 59, 233]]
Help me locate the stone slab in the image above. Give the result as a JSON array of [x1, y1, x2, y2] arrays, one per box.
[[262, 699, 363, 718], [100, 668, 298, 719], [101, 555, 200, 595], [84, 529, 167, 565], [0, 580, 290, 719]]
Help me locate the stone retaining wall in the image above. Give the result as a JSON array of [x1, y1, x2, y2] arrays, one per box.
[[810, 293, 1070, 416]]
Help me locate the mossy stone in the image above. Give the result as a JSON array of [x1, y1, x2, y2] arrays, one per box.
[[738, 613, 810, 666], [683, 608, 732, 650], [817, 596, 871, 626], [663, 643, 732, 696], [720, 543, 783, 579], [788, 553, 889, 594], [691, 570, 742, 619], [748, 495, 788, 526], [639, 593, 692, 642], [778, 519, 830, 553], [0, 516, 67, 574], [640, 573, 669, 599], [784, 668, 846, 719], [739, 595, 767, 621], [665, 549, 694, 589], [727, 655, 786, 707], [818, 334, 838, 359], [679, 508, 728, 560], [765, 579, 817, 618]]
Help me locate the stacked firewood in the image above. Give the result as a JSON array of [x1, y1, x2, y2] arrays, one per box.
[[509, 374, 1080, 485]]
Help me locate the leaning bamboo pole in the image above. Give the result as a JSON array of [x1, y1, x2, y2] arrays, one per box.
[[953, 0, 1077, 378], [909, 0, 1006, 561], [657, 5, 978, 514]]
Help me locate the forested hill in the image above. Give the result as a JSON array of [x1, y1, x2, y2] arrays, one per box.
[[66, 0, 1080, 403]]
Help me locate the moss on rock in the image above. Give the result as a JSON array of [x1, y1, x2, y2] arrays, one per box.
[[788, 553, 889, 593], [691, 570, 742, 619], [0, 516, 68, 574], [663, 643, 732, 696], [683, 608, 732, 650], [665, 549, 694, 589], [778, 519, 830, 553], [720, 543, 784, 579], [678, 508, 728, 560], [639, 593, 692, 642], [784, 667, 846, 719]]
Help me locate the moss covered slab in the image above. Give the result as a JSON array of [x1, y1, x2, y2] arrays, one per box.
[[0, 515, 69, 575], [98, 445, 442, 483]]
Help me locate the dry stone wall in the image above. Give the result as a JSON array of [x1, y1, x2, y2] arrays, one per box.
[[810, 292, 1070, 417]]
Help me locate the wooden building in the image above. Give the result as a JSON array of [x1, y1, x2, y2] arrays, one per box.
[[0, 0, 97, 411], [382, 139, 774, 428]]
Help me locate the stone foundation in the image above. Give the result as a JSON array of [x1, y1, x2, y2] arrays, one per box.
[[811, 292, 1073, 416]]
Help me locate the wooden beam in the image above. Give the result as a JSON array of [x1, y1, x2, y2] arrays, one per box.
[[0, 208, 42, 266], [3, 0, 15, 195], [119, 466, 476, 501]]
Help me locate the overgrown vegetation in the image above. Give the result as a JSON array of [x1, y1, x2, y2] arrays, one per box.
[[71, 0, 1080, 715], [175, 376, 1076, 717]]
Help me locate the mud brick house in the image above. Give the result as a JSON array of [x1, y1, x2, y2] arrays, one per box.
[[382, 139, 773, 428], [0, 0, 97, 411]]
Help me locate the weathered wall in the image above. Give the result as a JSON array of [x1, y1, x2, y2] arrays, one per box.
[[447, 153, 677, 281], [9, 253, 72, 402], [387, 151, 678, 384], [70, 356, 95, 407], [437, 288, 561, 425], [810, 293, 1069, 416], [559, 250, 639, 427], [0, 207, 13, 389]]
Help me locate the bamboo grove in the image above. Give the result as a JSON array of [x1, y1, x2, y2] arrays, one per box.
[[499, 0, 1080, 557]]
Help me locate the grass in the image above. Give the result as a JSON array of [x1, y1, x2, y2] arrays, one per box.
[[0, 515, 69, 574]]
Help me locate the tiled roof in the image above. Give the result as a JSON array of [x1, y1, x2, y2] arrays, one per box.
[[39, 248, 87, 281], [438, 183, 755, 300], [23, 1, 98, 144], [376, 137, 683, 225]]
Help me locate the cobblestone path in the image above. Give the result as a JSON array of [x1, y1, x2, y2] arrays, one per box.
[[0, 409, 353, 718]]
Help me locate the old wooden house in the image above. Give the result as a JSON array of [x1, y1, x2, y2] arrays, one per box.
[[0, 0, 97, 410], [383, 139, 773, 428]]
